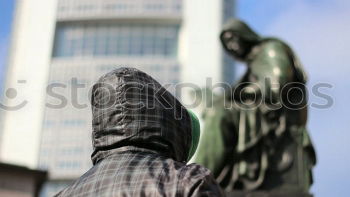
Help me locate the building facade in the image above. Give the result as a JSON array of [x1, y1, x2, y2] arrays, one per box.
[[1, 0, 235, 196]]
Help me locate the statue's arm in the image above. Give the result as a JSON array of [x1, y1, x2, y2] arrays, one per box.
[[193, 102, 236, 177]]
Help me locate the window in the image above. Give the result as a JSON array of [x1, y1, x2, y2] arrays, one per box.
[[62, 119, 86, 127], [53, 23, 180, 58]]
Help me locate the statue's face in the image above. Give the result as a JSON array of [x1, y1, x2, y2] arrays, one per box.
[[221, 31, 252, 60]]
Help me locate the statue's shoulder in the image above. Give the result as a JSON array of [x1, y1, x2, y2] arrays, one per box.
[[250, 38, 292, 71], [259, 38, 308, 83], [259, 38, 290, 55]]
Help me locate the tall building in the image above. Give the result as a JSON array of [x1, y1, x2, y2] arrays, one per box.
[[0, 0, 58, 168], [0, 0, 235, 196]]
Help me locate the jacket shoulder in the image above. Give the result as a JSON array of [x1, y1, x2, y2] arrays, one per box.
[[179, 163, 213, 180], [177, 163, 224, 197]]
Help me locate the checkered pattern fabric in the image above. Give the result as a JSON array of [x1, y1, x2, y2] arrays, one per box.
[[56, 68, 223, 197]]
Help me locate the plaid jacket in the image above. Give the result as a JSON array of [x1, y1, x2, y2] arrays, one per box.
[[56, 68, 223, 197]]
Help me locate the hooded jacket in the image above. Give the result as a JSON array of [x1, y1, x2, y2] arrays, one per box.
[[56, 67, 223, 197]]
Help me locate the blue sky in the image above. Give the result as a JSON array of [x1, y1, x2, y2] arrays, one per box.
[[0, 0, 14, 89], [0, 0, 349, 196]]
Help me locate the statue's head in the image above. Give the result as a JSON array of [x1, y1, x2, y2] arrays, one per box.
[[220, 19, 261, 61]]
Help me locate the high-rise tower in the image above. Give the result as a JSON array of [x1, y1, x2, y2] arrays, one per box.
[[0, 0, 235, 196]]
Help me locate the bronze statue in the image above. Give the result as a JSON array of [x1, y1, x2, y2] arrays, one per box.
[[194, 19, 316, 195]]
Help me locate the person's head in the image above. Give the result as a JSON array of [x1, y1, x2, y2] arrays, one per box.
[[90, 67, 200, 164], [220, 19, 261, 60]]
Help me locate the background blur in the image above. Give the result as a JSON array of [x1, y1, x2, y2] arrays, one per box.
[[0, 0, 349, 197]]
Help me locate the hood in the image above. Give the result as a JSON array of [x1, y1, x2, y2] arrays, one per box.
[[90, 67, 192, 164], [222, 19, 261, 42], [220, 19, 261, 60]]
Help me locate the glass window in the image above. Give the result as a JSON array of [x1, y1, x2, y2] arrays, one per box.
[[53, 23, 179, 58]]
